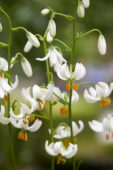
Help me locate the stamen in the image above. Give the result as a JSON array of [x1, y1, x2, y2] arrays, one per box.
[[0, 72, 2, 77], [105, 133, 110, 140], [66, 84, 71, 91], [24, 133, 28, 142], [73, 138, 76, 144], [73, 84, 78, 91], [63, 139, 68, 146], [30, 114, 35, 122], [100, 97, 111, 108], [44, 103, 46, 109], [23, 120, 27, 125], [3, 95, 8, 104], [57, 155, 62, 165], [60, 107, 65, 115], [65, 108, 69, 115]]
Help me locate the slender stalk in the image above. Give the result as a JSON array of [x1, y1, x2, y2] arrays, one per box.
[[43, 39, 55, 170], [53, 38, 72, 51], [75, 29, 101, 40], [68, 0, 77, 170], [0, 8, 16, 170]]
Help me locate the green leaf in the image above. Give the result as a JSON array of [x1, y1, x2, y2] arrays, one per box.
[[0, 42, 9, 47]]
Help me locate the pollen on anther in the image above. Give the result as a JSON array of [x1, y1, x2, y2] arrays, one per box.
[[60, 107, 65, 115], [73, 84, 78, 91], [66, 84, 71, 91]]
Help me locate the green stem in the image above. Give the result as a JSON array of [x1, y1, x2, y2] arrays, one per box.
[[78, 82, 95, 87], [55, 12, 74, 20], [43, 39, 55, 170], [75, 29, 101, 40], [0, 8, 16, 170], [53, 38, 72, 51], [68, 1, 77, 170]]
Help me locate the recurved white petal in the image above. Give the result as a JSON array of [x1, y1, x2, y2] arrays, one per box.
[[36, 51, 50, 61], [26, 119, 42, 132], [45, 141, 57, 156], [0, 57, 8, 71], [89, 120, 103, 132]]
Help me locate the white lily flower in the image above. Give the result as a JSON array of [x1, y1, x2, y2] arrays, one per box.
[[21, 57, 33, 77], [84, 82, 113, 108], [82, 0, 90, 8], [98, 34, 106, 55], [0, 22, 2, 32], [89, 114, 113, 141], [77, 2, 85, 18], [22, 85, 48, 110], [47, 31, 53, 43], [26, 31, 40, 48], [36, 46, 66, 69], [50, 121, 84, 139], [24, 40, 33, 53], [0, 75, 18, 98], [0, 57, 8, 71], [41, 8, 50, 16], [45, 140, 78, 159], [0, 105, 10, 124], [48, 19, 56, 37], [57, 63, 86, 81]]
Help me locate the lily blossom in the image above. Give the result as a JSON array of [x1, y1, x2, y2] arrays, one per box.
[[50, 121, 84, 139], [36, 46, 66, 69], [84, 82, 113, 108], [0, 75, 18, 99], [45, 140, 78, 159], [57, 63, 86, 81], [0, 105, 10, 124], [89, 114, 113, 141], [0, 57, 8, 71]]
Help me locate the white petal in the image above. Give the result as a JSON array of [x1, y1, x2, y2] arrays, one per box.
[[0, 22, 3, 32], [53, 142, 62, 154], [97, 82, 110, 97], [82, 0, 90, 8], [11, 75, 18, 90], [36, 51, 50, 61], [73, 120, 84, 136], [10, 108, 23, 119], [89, 120, 103, 132], [24, 40, 33, 53], [47, 31, 53, 43], [77, 2, 85, 18], [84, 89, 100, 103], [0, 78, 12, 92], [48, 19, 56, 37], [0, 85, 5, 98], [32, 84, 42, 99], [26, 119, 42, 132], [0, 57, 8, 71], [57, 63, 70, 80], [71, 90, 79, 103], [45, 141, 57, 156]]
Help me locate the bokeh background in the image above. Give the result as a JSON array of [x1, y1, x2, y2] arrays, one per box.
[[0, 0, 113, 169]]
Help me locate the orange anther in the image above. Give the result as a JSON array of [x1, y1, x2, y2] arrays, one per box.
[[44, 103, 46, 109], [65, 108, 69, 115], [100, 97, 111, 108], [73, 138, 76, 144], [3, 95, 8, 104], [27, 117, 30, 124], [60, 107, 65, 115], [73, 84, 78, 91], [17, 132, 21, 140], [23, 120, 27, 125], [63, 139, 68, 146], [106, 133, 110, 140], [0, 73, 2, 77], [111, 132, 113, 138], [66, 84, 71, 91], [24, 133, 28, 142]]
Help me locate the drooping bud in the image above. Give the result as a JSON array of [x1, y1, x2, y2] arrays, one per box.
[[47, 31, 53, 43], [82, 0, 90, 8], [0, 57, 8, 71], [41, 8, 50, 16], [98, 34, 106, 55], [24, 40, 33, 53], [21, 57, 33, 77], [77, 1, 85, 18], [0, 22, 2, 32], [26, 31, 40, 48], [48, 19, 56, 37]]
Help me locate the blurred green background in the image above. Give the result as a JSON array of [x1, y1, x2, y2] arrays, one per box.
[[0, 0, 113, 169]]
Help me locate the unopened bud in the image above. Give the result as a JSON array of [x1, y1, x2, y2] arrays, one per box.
[[26, 32, 40, 48], [47, 31, 53, 43], [48, 19, 56, 37], [41, 8, 49, 16], [24, 41, 33, 53], [77, 2, 85, 18], [98, 34, 106, 55], [82, 0, 90, 8], [21, 57, 33, 77], [0, 22, 2, 32]]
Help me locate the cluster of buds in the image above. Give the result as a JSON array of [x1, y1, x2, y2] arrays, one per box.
[[77, 0, 90, 18]]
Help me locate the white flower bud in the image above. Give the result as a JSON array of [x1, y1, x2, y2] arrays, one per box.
[[48, 19, 56, 37], [41, 8, 49, 16], [98, 34, 106, 55], [0, 22, 2, 32], [26, 32, 40, 48], [77, 2, 85, 18], [47, 31, 53, 43], [21, 57, 33, 77], [24, 41, 33, 53], [82, 0, 90, 8], [0, 57, 8, 71]]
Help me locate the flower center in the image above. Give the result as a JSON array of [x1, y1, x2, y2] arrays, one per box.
[[100, 97, 111, 108], [23, 114, 35, 125], [60, 107, 69, 115]]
